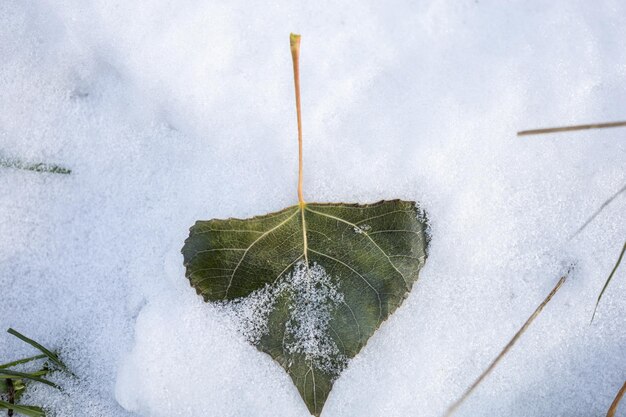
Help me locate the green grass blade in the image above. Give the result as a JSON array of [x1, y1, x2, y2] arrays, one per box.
[[0, 157, 71, 175], [0, 400, 45, 417], [6, 329, 67, 372], [591, 240, 626, 323], [26, 370, 49, 377], [0, 370, 58, 388], [0, 354, 46, 370]]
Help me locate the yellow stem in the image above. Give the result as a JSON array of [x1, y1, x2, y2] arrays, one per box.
[[290, 33, 304, 206]]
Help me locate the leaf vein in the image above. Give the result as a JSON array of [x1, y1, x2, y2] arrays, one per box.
[[224, 209, 299, 299], [306, 207, 409, 288], [309, 248, 382, 321]]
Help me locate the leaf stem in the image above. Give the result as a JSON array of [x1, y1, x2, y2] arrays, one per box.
[[6, 378, 14, 417], [290, 33, 304, 206]]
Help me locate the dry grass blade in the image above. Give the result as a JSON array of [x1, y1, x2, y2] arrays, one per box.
[[607, 381, 626, 417], [570, 184, 626, 239], [443, 274, 568, 417], [591, 241, 626, 323], [517, 120, 626, 136]]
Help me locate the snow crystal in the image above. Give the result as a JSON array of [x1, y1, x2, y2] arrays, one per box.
[[282, 262, 346, 375], [228, 261, 347, 376], [228, 281, 280, 345], [353, 224, 371, 234]]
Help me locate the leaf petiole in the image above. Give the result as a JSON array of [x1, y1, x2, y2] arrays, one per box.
[[290, 33, 304, 206]]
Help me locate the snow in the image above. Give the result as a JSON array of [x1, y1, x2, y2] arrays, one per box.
[[226, 259, 347, 376], [279, 262, 346, 374], [1, 1, 625, 416]]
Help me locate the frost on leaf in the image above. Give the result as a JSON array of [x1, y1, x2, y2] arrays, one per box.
[[229, 261, 347, 377], [182, 200, 429, 416]]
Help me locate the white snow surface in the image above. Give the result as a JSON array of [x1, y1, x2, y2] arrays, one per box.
[[1, 1, 625, 416]]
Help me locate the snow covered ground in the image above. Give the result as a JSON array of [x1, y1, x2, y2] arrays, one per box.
[[1, 1, 625, 416]]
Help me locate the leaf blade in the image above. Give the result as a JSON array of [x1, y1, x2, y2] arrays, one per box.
[[182, 199, 429, 416]]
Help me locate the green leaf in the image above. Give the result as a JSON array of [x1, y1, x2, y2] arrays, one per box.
[[0, 401, 45, 417], [182, 200, 428, 416]]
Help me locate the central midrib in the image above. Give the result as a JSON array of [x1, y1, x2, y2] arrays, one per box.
[[300, 204, 309, 265]]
